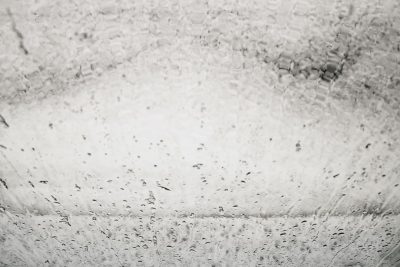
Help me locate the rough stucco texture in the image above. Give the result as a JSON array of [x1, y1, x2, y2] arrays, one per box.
[[0, 0, 400, 266]]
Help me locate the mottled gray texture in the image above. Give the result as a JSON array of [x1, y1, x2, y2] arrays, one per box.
[[0, 0, 400, 266]]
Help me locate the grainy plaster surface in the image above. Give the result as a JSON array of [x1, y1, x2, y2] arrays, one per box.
[[0, 0, 400, 266]]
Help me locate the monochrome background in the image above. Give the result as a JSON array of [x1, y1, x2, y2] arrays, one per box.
[[0, 0, 399, 265]]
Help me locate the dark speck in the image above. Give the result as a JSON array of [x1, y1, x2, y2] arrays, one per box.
[[192, 163, 203, 169], [296, 141, 301, 152]]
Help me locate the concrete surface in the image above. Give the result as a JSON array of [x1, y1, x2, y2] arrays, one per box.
[[0, 0, 400, 266]]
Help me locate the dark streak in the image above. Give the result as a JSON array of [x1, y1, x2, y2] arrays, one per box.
[[0, 115, 9, 128], [0, 144, 7, 150], [6, 8, 29, 55], [0, 178, 8, 189], [61, 221, 71, 226], [59, 216, 71, 226], [158, 185, 171, 191]]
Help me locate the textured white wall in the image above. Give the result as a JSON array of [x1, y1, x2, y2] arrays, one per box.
[[0, 0, 400, 266]]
